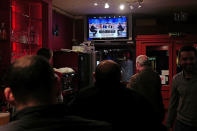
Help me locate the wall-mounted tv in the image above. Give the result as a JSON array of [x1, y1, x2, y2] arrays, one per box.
[[87, 15, 128, 40]]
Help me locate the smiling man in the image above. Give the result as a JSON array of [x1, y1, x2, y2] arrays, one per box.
[[166, 46, 197, 131]]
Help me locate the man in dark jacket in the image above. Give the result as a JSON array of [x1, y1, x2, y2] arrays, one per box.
[[70, 60, 161, 131], [117, 23, 124, 36], [0, 55, 111, 131], [127, 55, 165, 128]]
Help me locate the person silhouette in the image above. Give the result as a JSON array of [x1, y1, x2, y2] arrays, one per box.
[[117, 23, 124, 36], [127, 55, 166, 130], [90, 24, 97, 36], [1, 55, 112, 131], [69, 60, 161, 130], [166, 46, 197, 131]]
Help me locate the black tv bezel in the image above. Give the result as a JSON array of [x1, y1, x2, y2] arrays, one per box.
[[87, 14, 129, 41]]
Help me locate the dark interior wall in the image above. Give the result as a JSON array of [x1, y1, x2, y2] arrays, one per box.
[[0, 0, 11, 77], [52, 11, 73, 51], [74, 14, 197, 40], [50, 12, 197, 51], [74, 19, 84, 44], [133, 13, 197, 36]]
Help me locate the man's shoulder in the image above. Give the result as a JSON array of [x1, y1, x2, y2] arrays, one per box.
[[130, 73, 139, 80], [62, 115, 112, 131], [140, 69, 160, 79], [70, 85, 100, 106], [0, 120, 24, 131], [66, 115, 112, 130], [78, 85, 99, 97], [141, 68, 157, 74], [65, 115, 112, 126], [118, 87, 145, 100], [173, 71, 183, 80], [0, 116, 112, 131]]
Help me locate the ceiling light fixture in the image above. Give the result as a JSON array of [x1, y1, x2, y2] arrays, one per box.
[[127, 0, 143, 10], [104, 3, 109, 8], [93, 1, 128, 10], [94, 3, 98, 6], [120, 4, 125, 10], [138, 2, 142, 8], [129, 5, 134, 10]]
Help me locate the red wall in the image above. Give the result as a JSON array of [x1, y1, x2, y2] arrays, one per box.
[[0, 0, 11, 76], [75, 19, 84, 43], [52, 11, 73, 51]]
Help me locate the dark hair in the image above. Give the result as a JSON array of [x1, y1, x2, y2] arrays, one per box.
[[95, 60, 121, 86], [5, 55, 55, 104], [178, 46, 197, 59], [37, 48, 52, 61]]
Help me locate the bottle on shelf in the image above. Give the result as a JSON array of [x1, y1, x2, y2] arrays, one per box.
[[19, 32, 28, 44], [0, 22, 7, 40], [29, 26, 35, 44], [11, 29, 15, 42]]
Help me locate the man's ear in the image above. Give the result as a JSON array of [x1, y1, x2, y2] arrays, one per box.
[[4, 87, 16, 105]]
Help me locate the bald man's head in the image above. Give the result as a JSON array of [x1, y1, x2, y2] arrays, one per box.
[[95, 60, 121, 86]]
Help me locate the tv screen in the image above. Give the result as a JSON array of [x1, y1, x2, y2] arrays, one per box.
[[87, 15, 128, 40]]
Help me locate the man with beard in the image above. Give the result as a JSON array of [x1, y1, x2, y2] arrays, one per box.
[[166, 46, 197, 131]]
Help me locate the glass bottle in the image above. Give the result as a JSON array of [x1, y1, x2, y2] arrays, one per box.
[[29, 26, 35, 44], [0, 23, 7, 40]]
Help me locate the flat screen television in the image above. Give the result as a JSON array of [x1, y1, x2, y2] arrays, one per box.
[[87, 15, 128, 40]]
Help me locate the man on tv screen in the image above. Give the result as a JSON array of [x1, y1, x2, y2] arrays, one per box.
[[90, 24, 97, 36], [117, 23, 124, 36]]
